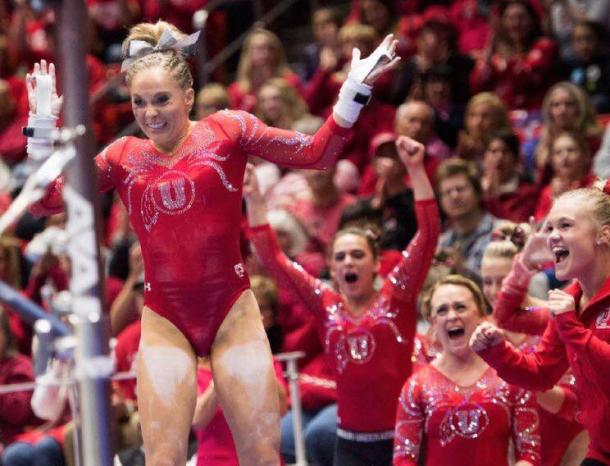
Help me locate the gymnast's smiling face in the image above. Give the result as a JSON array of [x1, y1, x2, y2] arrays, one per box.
[[130, 66, 194, 153]]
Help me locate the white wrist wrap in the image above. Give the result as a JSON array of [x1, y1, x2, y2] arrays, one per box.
[[26, 113, 57, 162], [333, 77, 372, 126]]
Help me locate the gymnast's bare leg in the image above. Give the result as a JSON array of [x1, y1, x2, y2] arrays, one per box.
[[136, 307, 197, 466], [211, 289, 281, 466]]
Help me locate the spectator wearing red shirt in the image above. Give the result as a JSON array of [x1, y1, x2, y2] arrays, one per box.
[[470, 0, 557, 110], [113, 248, 165, 403], [114, 318, 141, 403], [139, 0, 205, 34], [449, 0, 493, 56], [471, 181, 610, 465], [110, 242, 143, 337], [228, 28, 303, 113], [482, 130, 539, 223]]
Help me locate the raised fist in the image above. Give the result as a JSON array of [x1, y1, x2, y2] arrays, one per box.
[[395, 136, 425, 169], [470, 322, 505, 353]]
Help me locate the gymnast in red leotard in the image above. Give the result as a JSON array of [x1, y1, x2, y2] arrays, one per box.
[[32, 104, 353, 356], [245, 136, 440, 466], [23, 21, 400, 466]]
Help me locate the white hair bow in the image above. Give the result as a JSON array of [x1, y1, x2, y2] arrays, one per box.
[[121, 28, 200, 72]]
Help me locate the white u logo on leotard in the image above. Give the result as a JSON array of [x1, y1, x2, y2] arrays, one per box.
[[158, 178, 187, 210], [147, 171, 197, 224]]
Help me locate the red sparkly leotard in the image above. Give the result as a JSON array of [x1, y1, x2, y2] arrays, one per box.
[[31, 110, 351, 355], [478, 276, 610, 464], [393, 365, 541, 466], [248, 199, 440, 433], [494, 269, 584, 466]]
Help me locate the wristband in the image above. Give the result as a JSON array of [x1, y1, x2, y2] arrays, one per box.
[[26, 113, 58, 134], [26, 113, 58, 162], [333, 77, 372, 126]]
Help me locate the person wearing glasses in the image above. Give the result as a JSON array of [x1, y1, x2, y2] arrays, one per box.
[[436, 158, 501, 282]]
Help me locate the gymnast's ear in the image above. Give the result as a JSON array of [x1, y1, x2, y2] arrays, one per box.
[[597, 224, 610, 248], [184, 87, 195, 109]]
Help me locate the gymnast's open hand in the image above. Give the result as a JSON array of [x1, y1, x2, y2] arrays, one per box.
[[25, 60, 63, 116]]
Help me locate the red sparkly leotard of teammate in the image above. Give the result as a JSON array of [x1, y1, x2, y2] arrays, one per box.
[[30, 110, 351, 356], [517, 338, 583, 466], [393, 365, 541, 466], [493, 258, 584, 466], [478, 276, 610, 464], [248, 199, 440, 434]]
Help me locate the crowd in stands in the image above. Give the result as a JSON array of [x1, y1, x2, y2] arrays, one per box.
[[1, 0, 610, 465]]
